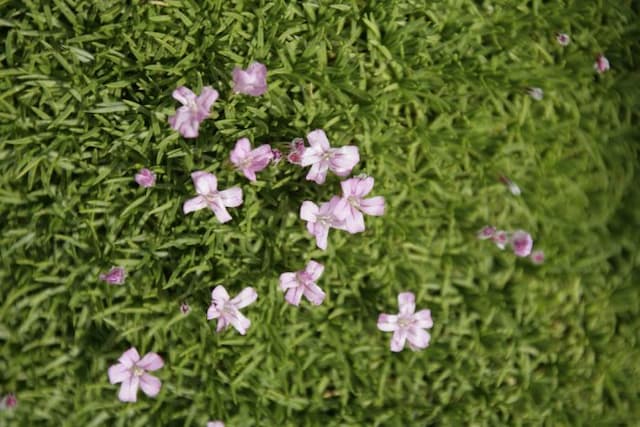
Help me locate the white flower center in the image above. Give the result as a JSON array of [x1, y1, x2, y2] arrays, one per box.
[[347, 196, 359, 208], [398, 315, 413, 328], [132, 366, 145, 377]]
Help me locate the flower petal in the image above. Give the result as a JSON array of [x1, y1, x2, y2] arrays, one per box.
[[118, 376, 140, 402], [331, 197, 351, 221], [230, 287, 257, 309], [227, 308, 251, 335], [284, 286, 304, 306], [306, 161, 329, 184], [360, 196, 385, 216], [413, 309, 433, 329], [196, 86, 219, 113], [303, 282, 325, 305], [398, 292, 415, 315], [279, 272, 298, 291], [343, 209, 365, 234], [306, 129, 330, 151], [172, 86, 196, 105], [230, 138, 252, 166], [215, 316, 228, 333], [406, 328, 431, 350], [305, 260, 324, 281], [118, 347, 140, 368], [377, 314, 399, 332], [314, 224, 330, 250], [211, 286, 230, 305], [108, 363, 130, 384], [139, 373, 162, 397], [300, 201, 319, 222], [390, 329, 407, 352], [210, 202, 232, 223], [193, 172, 217, 195], [219, 187, 243, 207], [183, 196, 207, 214], [353, 176, 374, 197], [329, 146, 359, 175], [207, 303, 221, 320], [137, 353, 164, 371]]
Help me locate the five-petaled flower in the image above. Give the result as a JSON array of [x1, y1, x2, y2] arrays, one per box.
[[207, 285, 257, 335], [135, 168, 156, 188], [300, 129, 359, 184], [333, 176, 385, 234], [230, 138, 274, 182], [100, 266, 126, 285], [168, 86, 219, 138], [232, 62, 268, 96], [594, 54, 610, 74], [511, 230, 533, 257], [108, 347, 164, 402], [377, 292, 433, 352], [279, 260, 326, 306], [300, 197, 346, 250], [183, 172, 243, 223], [556, 33, 570, 46]]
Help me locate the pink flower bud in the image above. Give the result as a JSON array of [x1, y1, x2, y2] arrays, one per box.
[[511, 230, 533, 257], [556, 33, 570, 46], [530, 250, 545, 265], [477, 226, 496, 240], [135, 168, 156, 188], [594, 54, 610, 74]]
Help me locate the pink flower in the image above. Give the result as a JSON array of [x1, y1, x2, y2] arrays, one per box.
[[0, 393, 17, 410], [108, 347, 163, 402], [511, 230, 533, 257], [493, 230, 508, 249], [279, 260, 326, 306], [477, 225, 496, 240], [377, 292, 433, 352], [300, 129, 359, 184], [180, 302, 191, 314], [183, 172, 243, 223], [207, 285, 257, 335], [300, 197, 346, 250], [286, 138, 305, 165], [230, 138, 273, 182], [271, 148, 283, 164], [207, 422, 225, 427], [333, 176, 385, 234], [100, 266, 125, 285], [594, 54, 610, 74], [556, 33, 570, 46], [135, 168, 156, 188], [232, 62, 268, 96], [168, 86, 219, 138], [530, 250, 545, 265]]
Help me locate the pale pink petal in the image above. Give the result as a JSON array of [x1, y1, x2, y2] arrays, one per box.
[[305, 261, 324, 281], [340, 178, 356, 197], [135, 168, 156, 188], [306, 221, 315, 235], [207, 303, 221, 320], [172, 86, 197, 105], [210, 202, 232, 223], [377, 314, 399, 332], [300, 146, 324, 167], [331, 197, 351, 221], [230, 138, 252, 166], [279, 272, 298, 291], [360, 196, 385, 216], [242, 169, 257, 182], [343, 209, 365, 234], [511, 230, 533, 257], [207, 421, 225, 427], [306, 129, 330, 151], [137, 353, 164, 371], [305, 161, 329, 184], [193, 172, 217, 195], [406, 328, 431, 350], [250, 144, 274, 171], [285, 286, 304, 306], [211, 286, 230, 305], [353, 176, 374, 197], [183, 196, 207, 214], [390, 329, 407, 352], [398, 292, 416, 315], [118, 347, 140, 368], [477, 226, 496, 240], [227, 308, 251, 335], [413, 309, 433, 329], [219, 187, 243, 207], [230, 287, 258, 309], [196, 86, 219, 113], [329, 146, 359, 175], [118, 376, 140, 402], [168, 108, 199, 138], [300, 201, 319, 222], [314, 224, 329, 250], [215, 316, 228, 332], [108, 363, 130, 384], [139, 373, 162, 397], [303, 282, 325, 305]]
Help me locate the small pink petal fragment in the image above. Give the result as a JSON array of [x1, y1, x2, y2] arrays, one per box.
[[135, 168, 156, 188], [108, 347, 163, 402], [100, 266, 126, 285], [183, 171, 243, 222], [168, 86, 219, 138], [556, 33, 570, 46], [378, 292, 433, 352], [232, 62, 268, 96], [207, 285, 257, 335], [530, 250, 545, 265], [511, 230, 533, 257], [594, 54, 610, 74], [477, 226, 496, 240]]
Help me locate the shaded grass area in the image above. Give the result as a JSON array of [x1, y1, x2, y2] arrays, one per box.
[[1, 0, 639, 425]]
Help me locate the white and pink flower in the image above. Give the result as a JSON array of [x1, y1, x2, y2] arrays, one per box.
[[168, 86, 218, 138], [207, 285, 257, 335], [377, 292, 433, 352], [300, 130, 359, 184], [183, 172, 243, 223], [108, 347, 164, 402], [279, 261, 326, 306]]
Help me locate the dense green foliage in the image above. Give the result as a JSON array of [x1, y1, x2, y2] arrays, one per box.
[[1, 0, 639, 425]]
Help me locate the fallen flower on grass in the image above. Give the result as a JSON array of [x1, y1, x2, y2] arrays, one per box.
[[377, 292, 433, 352], [232, 62, 268, 96], [300, 197, 346, 250], [279, 260, 326, 306], [135, 168, 156, 188], [100, 266, 126, 285], [168, 86, 218, 138], [108, 347, 163, 402], [333, 176, 385, 234], [183, 172, 243, 223], [300, 129, 359, 184], [511, 230, 533, 257], [230, 138, 273, 182], [207, 285, 257, 335], [594, 54, 610, 74]]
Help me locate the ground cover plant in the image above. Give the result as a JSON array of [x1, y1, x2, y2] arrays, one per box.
[[1, 0, 639, 425]]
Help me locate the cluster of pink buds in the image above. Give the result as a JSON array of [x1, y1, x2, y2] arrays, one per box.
[[477, 226, 544, 264]]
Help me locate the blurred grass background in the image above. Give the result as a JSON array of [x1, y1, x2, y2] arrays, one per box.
[[1, 0, 639, 425]]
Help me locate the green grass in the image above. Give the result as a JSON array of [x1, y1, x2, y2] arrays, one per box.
[[1, 0, 639, 425]]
